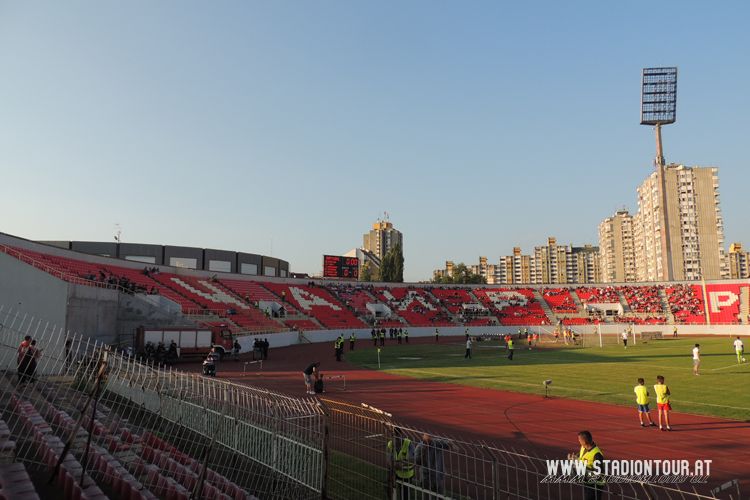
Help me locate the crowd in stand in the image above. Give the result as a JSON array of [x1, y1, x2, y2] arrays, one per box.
[[577, 286, 620, 303], [79, 269, 159, 295], [620, 286, 665, 313], [542, 289, 577, 313], [667, 285, 704, 320]]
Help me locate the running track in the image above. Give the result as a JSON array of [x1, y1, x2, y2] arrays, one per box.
[[198, 337, 750, 495]]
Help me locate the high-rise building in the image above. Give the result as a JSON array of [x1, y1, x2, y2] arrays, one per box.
[[634, 164, 728, 281], [433, 260, 454, 281], [571, 245, 601, 284], [363, 220, 403, 261], [728, 243, 749, 279], [470, 256, 489, 282], [532, 237, 572, 285], [495, 247, 533, 284], [599, 210, 637, 283]]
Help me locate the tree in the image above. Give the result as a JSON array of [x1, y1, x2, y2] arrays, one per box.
[[380, 244, 404, 283], [359, 262, 380, 281], [431, 262, 486, 284]]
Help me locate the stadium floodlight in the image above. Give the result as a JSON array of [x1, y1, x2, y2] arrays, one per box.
[[641, 67, 677, 125], [641, 67, 677, 168]]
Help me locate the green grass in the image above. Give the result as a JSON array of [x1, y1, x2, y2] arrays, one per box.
[[327, 450, 387, 500], [346, 337, 750, 421]]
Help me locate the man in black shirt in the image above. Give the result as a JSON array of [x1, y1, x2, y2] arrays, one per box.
[[303, 362, 320, 395]]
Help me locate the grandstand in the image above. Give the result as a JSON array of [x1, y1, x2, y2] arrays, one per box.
[[1, 231, 749, 499], [1, 233, 749, 352]]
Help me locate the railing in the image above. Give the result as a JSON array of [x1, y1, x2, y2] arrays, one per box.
[[0, 244, 136, 296], [0, 305, 324, 499]]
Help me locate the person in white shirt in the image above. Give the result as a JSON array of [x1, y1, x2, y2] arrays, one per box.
[[733, 337, 745, 364], [621, 331, 629, 349], [464, 337, 472, 359], [692, 344, 701, 376]]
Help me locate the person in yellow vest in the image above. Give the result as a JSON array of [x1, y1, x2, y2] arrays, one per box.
[[387, 427, 415, 494], [435, 328, 440, 343], [349, 332, 356, 351], [634, 378, 656, 427], [334, 338, 342, 362], [654, 375, 672, 431], [569, 430, 605, 500], [507, 337, 515, 360]]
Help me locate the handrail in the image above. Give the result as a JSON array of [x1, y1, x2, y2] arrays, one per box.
[[1, 244, 144, 296]]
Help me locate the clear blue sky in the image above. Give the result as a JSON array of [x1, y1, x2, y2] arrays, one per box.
[[1, 1, 748, 281]]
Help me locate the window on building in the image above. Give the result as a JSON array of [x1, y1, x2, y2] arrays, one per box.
[[124, 255, 156, 264], [208, 260, 231, 273], [240, 263, 258, 275], [169, 257, 198, 269]]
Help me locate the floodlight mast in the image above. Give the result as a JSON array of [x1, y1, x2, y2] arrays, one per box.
[[640, 67, 678, 167], [640, 67, 678, 281]]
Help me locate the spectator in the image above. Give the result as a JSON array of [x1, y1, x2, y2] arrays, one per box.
[[415, 433, 453, 495], [303, 362, 320, 395], [387, 427, 416, 492]]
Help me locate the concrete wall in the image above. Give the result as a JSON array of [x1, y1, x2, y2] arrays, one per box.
[[71, 241, 118, 257], [115, 294, 196, 347], [119, 243, 164, 264], [261, 256, 280, 277], [164, 245, 203, 269], [205, 248, 236, 273], [65, 284, 120, 344], [0, 251, 68, 329], [238, 252, 262, 275]]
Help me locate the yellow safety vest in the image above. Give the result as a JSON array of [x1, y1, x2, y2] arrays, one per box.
[[387, 439, 414, 479], [579, 445, 605, 485], [654, 384, 670, 404], [634, 385, 649, 405], [507, 340, 514, 350]]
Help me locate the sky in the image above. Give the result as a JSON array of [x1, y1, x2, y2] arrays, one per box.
[[1, 1, 748, 281]]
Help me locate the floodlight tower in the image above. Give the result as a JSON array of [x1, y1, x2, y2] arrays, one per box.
[[641, 67, 678, 280], [640, 67, 677, 167]]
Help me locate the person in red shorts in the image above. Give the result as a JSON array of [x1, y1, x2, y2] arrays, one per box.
[[653, 375, 672, 431]]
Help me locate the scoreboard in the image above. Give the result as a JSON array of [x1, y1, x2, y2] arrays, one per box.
[[323, 255, 359, 279]]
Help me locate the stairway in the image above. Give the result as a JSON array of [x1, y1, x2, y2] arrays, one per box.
[[617, 290, 632, 313], [740, 287, 749, 324], [658, 288, 675, 324], [533, 289, 557, 325], [569, 290, 584, 310], [212, 280, 287, 328]]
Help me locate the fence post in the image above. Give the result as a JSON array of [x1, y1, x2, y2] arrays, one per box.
[[321, 405, 329, 500]]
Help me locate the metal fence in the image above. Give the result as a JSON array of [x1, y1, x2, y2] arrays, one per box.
[[322, 403, 735, 500], [0, 304, 741, 500], [0, 305, 325, 499]]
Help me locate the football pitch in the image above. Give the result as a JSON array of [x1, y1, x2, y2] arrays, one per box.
[[346, 336, 750, 421]]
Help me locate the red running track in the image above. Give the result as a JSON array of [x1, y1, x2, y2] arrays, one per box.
[[197, 337, 750, 495]]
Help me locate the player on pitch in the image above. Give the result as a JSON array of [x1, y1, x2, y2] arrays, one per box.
[[734, 336, 745, 364]]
